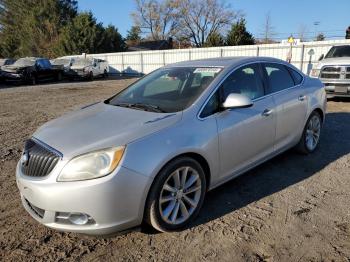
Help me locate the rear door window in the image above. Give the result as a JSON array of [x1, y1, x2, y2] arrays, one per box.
[[263, 63, 295, 94], [287, 67, 303, 85]]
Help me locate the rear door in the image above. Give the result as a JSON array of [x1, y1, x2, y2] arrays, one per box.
[[262, 63, 307, 151], [214, 63, 276, 179]]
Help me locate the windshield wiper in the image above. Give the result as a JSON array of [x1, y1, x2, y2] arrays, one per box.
[[114, 102, 166, 113]]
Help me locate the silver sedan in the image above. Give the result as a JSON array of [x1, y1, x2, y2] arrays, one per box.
[[16, 57, 326, 235]]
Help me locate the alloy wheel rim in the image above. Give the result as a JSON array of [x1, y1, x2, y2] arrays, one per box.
[[305, 115, 321, 151], [159, 166, 202, 225]]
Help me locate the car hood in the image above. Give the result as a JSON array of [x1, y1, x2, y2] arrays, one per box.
[[1, 65, 31, 72], [71, 65, 90, 70], [33, 102, 181, 159], [316, 57, 350, 69]]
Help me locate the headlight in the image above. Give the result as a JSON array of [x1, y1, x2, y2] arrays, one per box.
[[57, 146, 125, 182], [310, 69, 320, 78]]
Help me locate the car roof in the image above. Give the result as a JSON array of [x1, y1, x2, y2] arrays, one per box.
[[165, 56, 288, 69]]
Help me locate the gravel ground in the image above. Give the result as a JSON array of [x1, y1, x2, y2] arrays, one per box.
[[0, 79, 349, 262]]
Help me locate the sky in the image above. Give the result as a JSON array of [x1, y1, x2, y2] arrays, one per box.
[[78, 0, 350, 41]]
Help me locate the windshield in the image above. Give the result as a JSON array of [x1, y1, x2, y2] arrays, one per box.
[[107, 67, 222, 113], [51, 58, 70, 65], [325, 46, 350, 58], [73, 58, 92, 66], [13, 58, 36, 67]]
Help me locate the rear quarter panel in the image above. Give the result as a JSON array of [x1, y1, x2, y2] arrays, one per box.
[[303, 76, 327, 122]]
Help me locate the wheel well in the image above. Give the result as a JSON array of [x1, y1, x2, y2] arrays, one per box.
[[313, 108, 324, 123], [142, 152, 211, 222], [157, 153, 211, 191]]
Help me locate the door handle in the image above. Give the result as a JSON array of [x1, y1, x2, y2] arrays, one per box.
[[262, 109, 273, 117], [298, 95, 306, 101]]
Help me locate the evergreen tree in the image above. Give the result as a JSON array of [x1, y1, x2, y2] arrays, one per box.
[[0, 1, 125, 58], [0, 0, 77, 58], [226, 18, 255, 46], [126, 26, 141, 42], [100, 25, 126, 53], [57, 12, 103, 55], [204, 31, 225, 47]]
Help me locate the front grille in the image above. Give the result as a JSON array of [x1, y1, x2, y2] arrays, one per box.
[[320, 73, 340, 79], [322, 67, 341, 72], [25, 198, 45, 218], [21, 139, 61, 177]]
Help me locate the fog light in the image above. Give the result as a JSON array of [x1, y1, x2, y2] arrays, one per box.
[[68, 212, 89, 225]]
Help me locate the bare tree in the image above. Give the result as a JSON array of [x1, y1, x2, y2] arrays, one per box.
[[131, 0, 179, 40], [175, 0, 238, 47], [260, 12, 275, 44]]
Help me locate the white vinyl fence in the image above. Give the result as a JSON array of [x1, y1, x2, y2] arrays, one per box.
[[79, 39, 350, 75]]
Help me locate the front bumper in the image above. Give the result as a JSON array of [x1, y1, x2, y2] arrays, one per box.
[[321, 79, 350, 97], [66, 70, 90, 78], [16, 162, 152, 235], [2, 71, 24, 81]]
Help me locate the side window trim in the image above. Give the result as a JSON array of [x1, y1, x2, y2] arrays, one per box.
[[197, 61, 305, 120]]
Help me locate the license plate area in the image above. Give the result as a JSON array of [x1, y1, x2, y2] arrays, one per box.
[[335, 86, 348, 93]]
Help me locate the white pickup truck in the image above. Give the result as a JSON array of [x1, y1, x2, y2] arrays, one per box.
[[68, 58, 109, 80], [311, 45, 350, 97]]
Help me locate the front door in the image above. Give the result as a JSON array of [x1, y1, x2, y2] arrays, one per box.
[[215, 63, 276, 179]]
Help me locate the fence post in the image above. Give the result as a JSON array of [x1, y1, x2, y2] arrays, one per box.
[[300, 44, 305, 71], [256, 46, 260, 57], [121, 53, 124, 75], [163, 51, 166, 66], [140, 52, 144, 75], [220, 48, 224, 57], [189, 49, 192, 60]]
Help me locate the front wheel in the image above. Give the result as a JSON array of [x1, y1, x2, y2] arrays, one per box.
[[144, 157, 206, 232], [103, 70, 108, 78], [296, 111, 322, 154], [29, 74, 37, 85]]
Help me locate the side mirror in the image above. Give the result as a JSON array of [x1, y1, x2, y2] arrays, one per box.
[[318, 54, 324, 61], [93, 63, 97, 67], [222, 93, 253, 109]]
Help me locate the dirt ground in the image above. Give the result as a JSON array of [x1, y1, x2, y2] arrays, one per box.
[[0, 78, 349, 262]]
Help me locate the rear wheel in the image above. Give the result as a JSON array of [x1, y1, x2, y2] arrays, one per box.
[[296, 111, 322, 154], [144, 157, 206, 232]]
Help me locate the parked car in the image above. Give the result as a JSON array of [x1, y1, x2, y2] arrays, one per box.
[[50, 57, 75, 76], [68, 57, 109, 80], [1, 57, 63, 85], [0, 58, 16, 83], [311, 45, 350, 97], [16, 57, 326, 235]]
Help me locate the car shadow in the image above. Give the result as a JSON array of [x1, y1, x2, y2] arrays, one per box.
[[186, 111, 350, 229], [327, 97, 350, 103]]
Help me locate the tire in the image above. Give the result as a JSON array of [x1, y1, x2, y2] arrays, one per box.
[[29, 74, 37, 85], [87, 72, 93, 81], [56, 72, 63, 81], [296, 111, 322, 154], [144, 157, 206, 232], [103, 70, 108, 78]]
